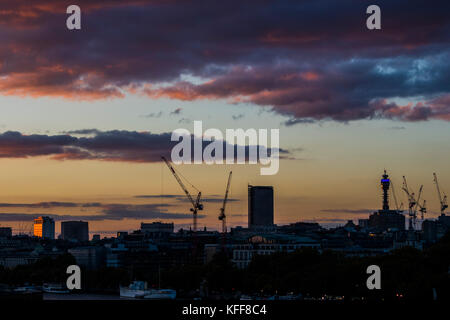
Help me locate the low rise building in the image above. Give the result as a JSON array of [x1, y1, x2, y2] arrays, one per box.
[[141, 222, 174, 239], [0, 252, 39, 268], [0, 227, 12, 238], [231, 234, 320, 269], [422, 219, 448, 243], [68, 246, 106, 270]]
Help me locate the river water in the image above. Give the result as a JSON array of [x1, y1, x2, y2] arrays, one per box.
[[44, 293, 127, 300]]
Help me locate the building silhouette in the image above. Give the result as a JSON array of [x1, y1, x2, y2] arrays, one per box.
[[248, 185, 274, 229], [368, 171, 405, 232], [141, 222, 174, 239], [0, 227, 12, 238], [61, 221, 89, 242]]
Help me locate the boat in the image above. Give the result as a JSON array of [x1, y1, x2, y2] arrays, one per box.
[[120, 281, 151, 298], [13, 285, 42, 294], [42, 283, 70, 294], [120, 281, 176, 299], [267, 293, 303, 300], [143, 289, 176, 300]]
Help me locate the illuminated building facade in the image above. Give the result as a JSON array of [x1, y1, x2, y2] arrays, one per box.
[[33, 216, 55, 239]]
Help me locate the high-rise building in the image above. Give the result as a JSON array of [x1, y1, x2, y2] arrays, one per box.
[[33, 216, 55, 239], [248, 185, 274, 228], [61, 221, 89, 242]]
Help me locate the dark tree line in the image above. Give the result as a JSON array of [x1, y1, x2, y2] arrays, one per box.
[[1, 232, 449, 301], [161, 233, 450, 301]]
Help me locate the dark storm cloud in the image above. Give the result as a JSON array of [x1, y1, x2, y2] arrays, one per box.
[[0, 130, 291, 162], [232, 114, 244, 121], [0, 131, 77, 158], [199, 198, 239, 203], [150, 58, 450, 122], [100, 203, 204, 220], [0, 130, 173, 161], [283, 118, 316, 126], [134, 194, 181, 199], [0, 202, 82, 208], [321, 209, 375, 215], [63, 129, 102, 135], [0, 0, 449, 121], [172, 196, 240, 203], [141, 111, 163, 118], [170, 108, 183, 115], [0, 202, 200, 221], [134, 195, 240, 203], [0, 202, 102, 208]]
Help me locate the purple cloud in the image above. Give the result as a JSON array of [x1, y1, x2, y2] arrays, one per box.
[[0, 0, 448, 122]]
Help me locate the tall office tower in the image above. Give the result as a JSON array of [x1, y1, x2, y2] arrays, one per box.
[[248, 185, 274, 228], [33, 216, 55, 239], [61, 221, 89, 241]]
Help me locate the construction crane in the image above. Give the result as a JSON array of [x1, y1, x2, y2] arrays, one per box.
[[413, 185, 423, 213], [218, 171, 232, 234], [391, 180, 403, 212], [413, 185, 424, 227], [402, 176, 418, 230], [161, 156, 203, 232], [418, 199, 427, 220], [433, 172, 448, 216]]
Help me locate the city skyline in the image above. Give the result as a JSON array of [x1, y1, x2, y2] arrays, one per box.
[[0, 168, 447, 238]]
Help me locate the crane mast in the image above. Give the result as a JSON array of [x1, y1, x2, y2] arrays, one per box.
[[433, 172, 448, 215], [219, 171, 232, 234], [413, 185, 424, 228], [413, 185, 423, 214], [390, 180, 403, 212], [161, 156, 203, 232], [418, 199, 427, 220], [402, 176, 418, 230]]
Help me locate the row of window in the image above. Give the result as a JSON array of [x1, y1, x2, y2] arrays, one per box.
[[233, 244, 306, 250], [233, 244, 320, 260], [233, 250, 279, 260]]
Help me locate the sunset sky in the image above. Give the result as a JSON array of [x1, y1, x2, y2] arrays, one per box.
[[0, 0, 449, 236]]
